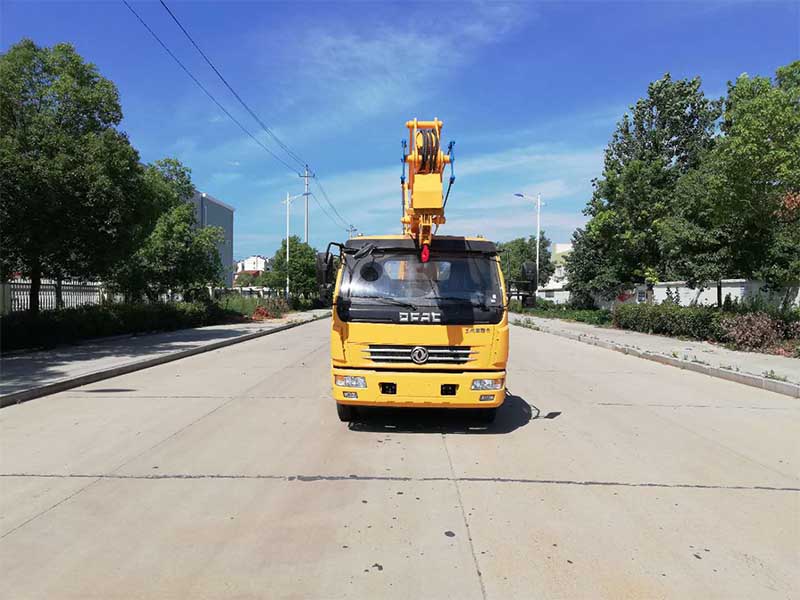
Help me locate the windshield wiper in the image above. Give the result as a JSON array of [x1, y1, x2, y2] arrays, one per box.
[[429, 295, 491, 311], [351, 295, 417, 310]]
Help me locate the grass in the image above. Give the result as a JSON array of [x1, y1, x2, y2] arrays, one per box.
[[514, 317, 541, 331], [762, 369, 789, 382], [509, 300, 613, 327], [216, 294, 291, 318], [218, 294, 266, 316]]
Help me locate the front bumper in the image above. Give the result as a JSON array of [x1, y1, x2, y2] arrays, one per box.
[[332, 368, 506, 409]]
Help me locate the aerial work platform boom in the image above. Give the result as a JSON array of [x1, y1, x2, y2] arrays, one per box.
[[400, 118, 455, 260]]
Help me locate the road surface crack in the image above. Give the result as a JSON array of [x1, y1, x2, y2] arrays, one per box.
[[441, 433, 487, 600]]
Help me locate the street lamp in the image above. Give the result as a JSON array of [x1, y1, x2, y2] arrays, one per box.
[[283, 192, 305, 300], [514, 192, 543, 296]]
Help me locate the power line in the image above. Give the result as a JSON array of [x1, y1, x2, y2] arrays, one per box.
[[124, 0, 355, 232], [313, 178, 350, 230], [309, 192, 346, 233], [158, 0, 307, 170], [121, 0, 300, 175], [159, 0, 355, 232]]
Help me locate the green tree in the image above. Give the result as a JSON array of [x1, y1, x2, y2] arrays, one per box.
[[108, 159, 223, 300], [264, 236, 318, 297], [112, 203, 223, 301], [0, 39, 152, 312], [498, 233, 554, 287], [568, 74, 722, 299], [235, 272, 256, 287], [564, 225, 621, 308], [659, 61, 800, 304]]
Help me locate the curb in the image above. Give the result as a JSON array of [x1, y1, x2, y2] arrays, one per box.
[[0, 313, 330, 409], [511, 318, 800, 399]]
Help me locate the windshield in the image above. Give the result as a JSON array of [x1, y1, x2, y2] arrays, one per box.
[[341, 252, 502, 306]]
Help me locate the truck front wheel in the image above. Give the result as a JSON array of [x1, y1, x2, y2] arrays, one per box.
[[336, 403, 356, 422]]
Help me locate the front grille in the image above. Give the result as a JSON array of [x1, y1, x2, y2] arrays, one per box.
[[364, 345, 475, 365]]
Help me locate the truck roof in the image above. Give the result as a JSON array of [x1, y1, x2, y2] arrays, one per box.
[[344, 235, 497, 254]]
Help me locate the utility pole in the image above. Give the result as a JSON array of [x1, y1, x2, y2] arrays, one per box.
[[300, 165, 314, 243], [535, 192, 541, 293], [283, 192, 304, 300], [347, 225, 358, 239], [285, 192, 291, 301]]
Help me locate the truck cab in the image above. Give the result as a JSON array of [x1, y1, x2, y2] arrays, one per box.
[[329, 235, 509, 422]]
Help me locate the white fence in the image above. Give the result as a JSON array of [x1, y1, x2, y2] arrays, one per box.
[[1, 279, 115, 314], [213, 286, 284, 299], [536, 279, 800, 310]]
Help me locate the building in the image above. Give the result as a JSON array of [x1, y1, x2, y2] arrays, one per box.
[[188, 192, 235, 286], [234, 255, 271, 283], [536, 242, 572, 304]]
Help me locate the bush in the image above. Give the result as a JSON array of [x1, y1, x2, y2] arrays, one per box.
[[218, 294, 290, 319], [612, 303, 723, 340], [511, 300, 612, 326], [718, 313, 782, 350], [613, 303, 799, 350], [0, 301, 230, 352], [254, 297, 290, 320]]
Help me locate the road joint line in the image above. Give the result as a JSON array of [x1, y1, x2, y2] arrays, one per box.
[[4, 473, 796, 492]]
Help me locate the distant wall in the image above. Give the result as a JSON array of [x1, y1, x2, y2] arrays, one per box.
[[535, 289, 571, 305], [648, 280, 799, 308], [584, 279, 800, 310]]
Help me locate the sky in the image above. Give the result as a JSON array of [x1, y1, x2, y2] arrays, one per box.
[[2, 1, 798, 260]]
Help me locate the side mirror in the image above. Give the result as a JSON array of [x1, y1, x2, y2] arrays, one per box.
[[324, 253, 335, 285], [320, 242, 344, 286]]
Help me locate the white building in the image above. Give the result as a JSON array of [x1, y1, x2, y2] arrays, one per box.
[[236, 255, 270, 274], [536, 242, 572, 304]]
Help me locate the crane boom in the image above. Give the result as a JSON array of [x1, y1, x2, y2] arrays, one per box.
[[400, 118, 453, 259]]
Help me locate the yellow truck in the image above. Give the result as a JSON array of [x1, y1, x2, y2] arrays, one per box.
[[322, 119, 509, 423]]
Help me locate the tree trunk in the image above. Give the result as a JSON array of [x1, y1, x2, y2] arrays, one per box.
[[29, 262, 42, 315], [717, 280, 723, 309], [55, 276, 64, 309]]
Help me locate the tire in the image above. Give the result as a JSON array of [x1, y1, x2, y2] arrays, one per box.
[[474, 408, 497, 423], [336, 403, 356, 423]]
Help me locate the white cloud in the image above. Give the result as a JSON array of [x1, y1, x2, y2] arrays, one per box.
[[252, 3, 535, 140], [299, 141, 602, 240], [447, 211, 587, 243]]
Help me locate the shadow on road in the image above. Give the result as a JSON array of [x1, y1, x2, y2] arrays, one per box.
[[348, 392, 552, 435]]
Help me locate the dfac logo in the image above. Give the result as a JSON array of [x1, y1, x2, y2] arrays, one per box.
[[399, 312, 442, 323], [410, 346, 430, 364]]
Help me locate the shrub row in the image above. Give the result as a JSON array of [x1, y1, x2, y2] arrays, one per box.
[[217, 294, 322, 318], [217, 294, 292, 319], [509, 298, 613, 326], [612, 303, 723, 340], [1, 301, 232, 352], [612, 303, 800, 350]]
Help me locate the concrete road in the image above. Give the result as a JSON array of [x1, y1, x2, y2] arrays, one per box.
[[1, 318, 798, 599]]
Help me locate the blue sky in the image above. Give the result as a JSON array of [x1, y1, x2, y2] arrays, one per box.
[[3, 1, 798, 259]]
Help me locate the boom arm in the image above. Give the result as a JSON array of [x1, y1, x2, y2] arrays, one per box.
[[400, 118, 454, 259]]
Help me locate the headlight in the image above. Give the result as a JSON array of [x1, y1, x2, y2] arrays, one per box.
[[335, 375, 367, 388], [471, 378, 504, 391]]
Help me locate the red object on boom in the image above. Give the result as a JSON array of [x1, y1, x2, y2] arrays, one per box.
[[420, 244, 431, 263]]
